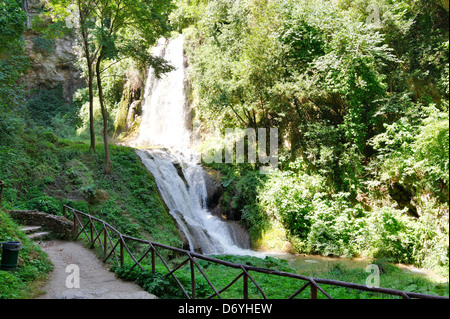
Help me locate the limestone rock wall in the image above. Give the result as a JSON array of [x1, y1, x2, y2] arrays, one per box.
[[21, 0, 83, 102]]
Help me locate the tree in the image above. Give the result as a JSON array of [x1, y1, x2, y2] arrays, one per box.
[[46, 0, 174, 173], [46, 0, 98, 153], [89, 0, 175, 174], [77, 0, 97, 154]]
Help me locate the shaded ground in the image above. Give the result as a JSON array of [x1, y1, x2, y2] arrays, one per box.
[[37, 240, 156, 299]]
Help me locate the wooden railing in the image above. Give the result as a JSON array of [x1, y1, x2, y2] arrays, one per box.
[[63, 205, 448, 300]]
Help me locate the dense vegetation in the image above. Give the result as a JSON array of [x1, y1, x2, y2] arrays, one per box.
[[0, 0, 181, 298], [171, 0, 449, 276], [0, 210, 52, 298], [0, 0, 448, 299]]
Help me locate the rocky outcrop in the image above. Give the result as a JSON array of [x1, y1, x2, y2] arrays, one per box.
[[21, 0, 83, 102], [87, 189, 110, 205], [114, 70, 144, 138], [202, 167, 243, 221], [203, 167, 225, 217]]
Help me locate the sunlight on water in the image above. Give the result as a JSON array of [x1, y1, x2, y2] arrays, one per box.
[[131, 35, 260, 257]]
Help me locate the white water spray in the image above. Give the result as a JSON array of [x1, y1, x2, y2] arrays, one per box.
[[134, 35, 256, 256]]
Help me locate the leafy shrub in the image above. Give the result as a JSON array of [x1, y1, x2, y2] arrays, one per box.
[[361, 207, 416, 263], [26, 86, 67, 127], [25, 194, 62, 216], [412, 104, 449, 192], [305, 194, 360, 257], [259, 169, 324, 240], [233, 171, 267, 235], [0, 211, 53, 299]]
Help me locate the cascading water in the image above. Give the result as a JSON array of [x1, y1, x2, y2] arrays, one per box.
[[134, 35, 255, 256], [135, 37, 191, 151]]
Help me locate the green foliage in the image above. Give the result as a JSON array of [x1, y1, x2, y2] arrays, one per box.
[[26, 86, 68, 127], [181, 0, 449, 276], [0, 0, 29, 112], [259, 169, 320, 240], [413, 104, 449, 188], [32, 37, 56, 55], [25, 194, 63, 216], [0, 0, 27, 46], [0, 210, 53, 299]]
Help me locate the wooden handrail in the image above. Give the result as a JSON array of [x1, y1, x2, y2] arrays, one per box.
[[63, 205, 449, 300]]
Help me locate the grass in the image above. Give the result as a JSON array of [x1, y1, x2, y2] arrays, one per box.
[[0, 135, 183, 299], [1, 136, 182, 248], [112, 253, 449, 299]]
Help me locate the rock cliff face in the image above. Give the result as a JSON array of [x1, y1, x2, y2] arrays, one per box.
[[202, 167, 242, 222], [21, 0, 83, 102]]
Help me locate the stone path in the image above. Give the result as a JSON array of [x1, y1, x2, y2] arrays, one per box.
[[38, 240, 156, 299]]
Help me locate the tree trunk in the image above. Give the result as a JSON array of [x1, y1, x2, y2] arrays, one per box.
[[96, 51, 112, 174], [78, 0, 96, 153], [88, 65, 96, 153]]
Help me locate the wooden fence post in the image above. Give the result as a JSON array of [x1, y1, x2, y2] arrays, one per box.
[[151, 248, 156, 275], [103, 224, 107, 259], [120, 238, 124, 267], [90, 219, 94, 246], [190, 259, 196, 299], [311, 283, 318, 299], [243, 272, 249, 299], [72, 211, 78, 239]]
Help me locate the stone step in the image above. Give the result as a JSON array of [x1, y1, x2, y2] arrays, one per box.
[[20, 226, 43, 234], [27, 231, 51, 240]]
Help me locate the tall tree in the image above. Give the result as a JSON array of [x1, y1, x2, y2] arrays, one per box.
[[77, 0, 97, 154], [46, 0, 98, 153], [46, 0, 174, 173], [89, 0, 175, 174]]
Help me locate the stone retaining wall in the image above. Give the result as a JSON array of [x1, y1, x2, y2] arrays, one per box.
[[8, 210, 74, 240]]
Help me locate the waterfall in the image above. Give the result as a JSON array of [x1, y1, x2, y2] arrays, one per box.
[[134, 35, 256, 256], [136, 37, 191, 152]]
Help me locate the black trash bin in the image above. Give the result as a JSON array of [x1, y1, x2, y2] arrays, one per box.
[[0, 241, 22, 271]]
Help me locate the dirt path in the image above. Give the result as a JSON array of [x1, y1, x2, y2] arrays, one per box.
[[38, 240, 156, 299]]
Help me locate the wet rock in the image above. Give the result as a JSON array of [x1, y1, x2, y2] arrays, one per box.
[[202, 167, 224, 212]]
